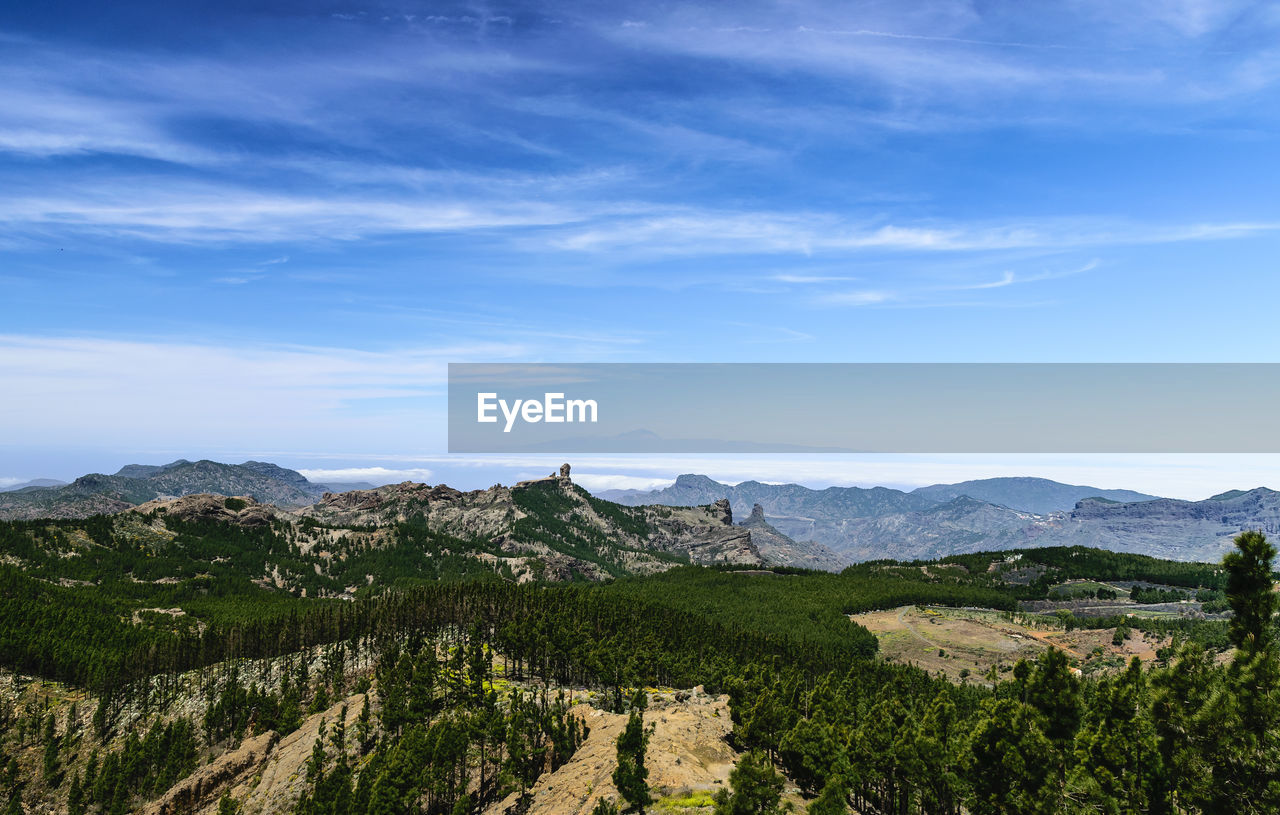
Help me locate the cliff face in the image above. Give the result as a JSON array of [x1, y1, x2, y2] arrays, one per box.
[[642, 499, 762, 567], [1025, 488, 1280, 562], [738, 503, 849, 572]]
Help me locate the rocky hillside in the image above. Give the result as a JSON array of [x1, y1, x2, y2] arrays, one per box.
[[767, 489, 1280, 564], [737, 504, 848, 571], [0, 466, 766, 595], [599, 473, 1280, 563], [486, 688, 740, 815], [1020, 487, 1280, 562], [288, 468, 764, 582], [793, 495, 1046, 562]]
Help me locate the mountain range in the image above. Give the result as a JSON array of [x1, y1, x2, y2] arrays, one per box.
[[0, 459, 374, 520], [0, 478, 68, 492], [909, 476, 1158, 514], [597, 474, 1159, 516], [599, 474, 1277, 563], [1, 468, 766, 591], [3, 461, 1276, 565]]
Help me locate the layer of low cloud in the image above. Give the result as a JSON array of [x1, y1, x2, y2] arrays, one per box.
[[297, 466, 435, 485]]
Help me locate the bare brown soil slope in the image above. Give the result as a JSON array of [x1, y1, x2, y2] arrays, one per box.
[[854, 606, 1171, 682], [486, 688, 738, 815]]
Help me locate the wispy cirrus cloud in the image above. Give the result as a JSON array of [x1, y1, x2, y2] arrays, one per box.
[[545, 213, 1280, 258], [0, 182, 587, 243], [808, 258, 1102, 309]]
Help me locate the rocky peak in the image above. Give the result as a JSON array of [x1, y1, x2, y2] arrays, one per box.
[[709, 498, 732, 525], [674, 474, 723, 489]]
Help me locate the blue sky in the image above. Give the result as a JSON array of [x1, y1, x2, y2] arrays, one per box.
[[3, 0, 1280, 497]]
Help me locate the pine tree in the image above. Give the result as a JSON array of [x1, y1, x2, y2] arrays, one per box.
[[1149, 642, 1215, 813], [356, 696, 373, 755], [591, 798, 621, 815], [306, 720, 327, 783], [1190, 647, 1280, 814], [612, 690, 652, 813], [912, 692, 963, 815], [807, 778, 850, 815], [714, 750, 785, 815], [67, 770, 86, 815], [1025, 648, 1081, 752], [1068, 658, 1160, 814], [1224, 530, 1278, 655], [963, 697, 1059, 815], [41, 722, 60, 787]]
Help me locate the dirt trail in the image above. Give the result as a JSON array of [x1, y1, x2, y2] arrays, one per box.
[[1024, 630, 1085, 659], [485, 688, 738, 815], [897, 606, 939, 648]]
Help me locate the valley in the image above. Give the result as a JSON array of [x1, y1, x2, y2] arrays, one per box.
[[0, 461, 1272, 815]]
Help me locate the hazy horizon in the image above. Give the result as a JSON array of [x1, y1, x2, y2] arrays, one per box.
[[8, 451, 1280, 503]]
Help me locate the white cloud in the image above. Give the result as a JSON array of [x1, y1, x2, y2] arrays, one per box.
[[0, 184, 585, 243], [824, 290, 892, 306], [547, 214, 1280, 259], [297, 467, 434, 485], [0, 31, 562, 166], [772, 274, 861, 283]]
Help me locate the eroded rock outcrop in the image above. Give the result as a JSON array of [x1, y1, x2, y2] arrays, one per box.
[[643, 503, 762, 566], [301, 482, 514, 539], [739, 503, 848, 572], [131, 493, 279, 527], [144, 731, 278, 815], [190, 694, 367, 815]]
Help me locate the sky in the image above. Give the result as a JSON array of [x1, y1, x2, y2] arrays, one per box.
[[2, 0, 1280, 498]]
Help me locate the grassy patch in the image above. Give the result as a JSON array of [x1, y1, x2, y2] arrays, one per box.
[[656, 790, 717, 811]]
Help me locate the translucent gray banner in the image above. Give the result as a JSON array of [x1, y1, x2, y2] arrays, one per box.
[[447, 363, 1280, 453]]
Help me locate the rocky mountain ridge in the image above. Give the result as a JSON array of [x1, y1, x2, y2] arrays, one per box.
[[0, 459, 371, 520], [111, 466, 766, 588], [7, 459, 1276, 565], [909, 476, 1159, 514], [601, 475, 1280, 563]]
